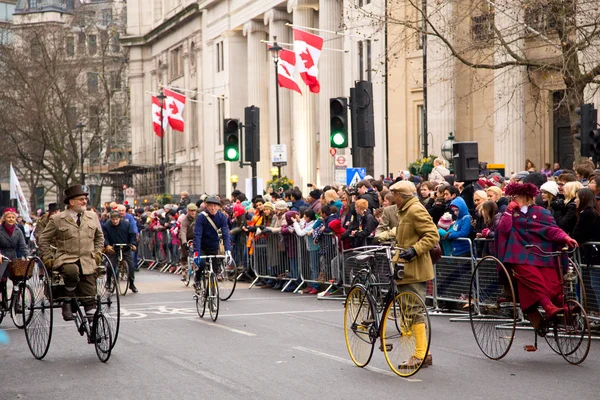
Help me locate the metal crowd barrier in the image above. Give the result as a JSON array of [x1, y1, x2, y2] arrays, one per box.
[[431, 238, 475, 312], [576, 242, 600, 322]]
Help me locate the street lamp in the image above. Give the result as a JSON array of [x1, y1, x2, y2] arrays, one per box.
[[268, 36, 283, 178], [230, 174, 239, 191], [76, 122, 86, 184], [441, 132, 456, 171], [156, 92, 167, 193]]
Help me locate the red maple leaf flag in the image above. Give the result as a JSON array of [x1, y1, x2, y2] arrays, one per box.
[[293, 28, 324, 94], [277, 48, 302, 94], [151, 95, 168, 137], [164, 88, 186, 132]]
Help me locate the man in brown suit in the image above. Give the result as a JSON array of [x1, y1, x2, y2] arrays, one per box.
[[33, 203, 59, 245], [39, 185, 104, 321]]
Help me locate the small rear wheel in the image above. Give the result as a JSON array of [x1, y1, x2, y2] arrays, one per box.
[[343, 285, 376, 367], [23, 258, 53, 360], [554, 299, 591, 365], [208, 272, 219, 321], [218, 260, 237, 301], [469, 256, 517, 360], [94, 314, 113, 363], [11, 283, 32, 329], [195, 273, 207, 318], [117, 260, 129, 296]]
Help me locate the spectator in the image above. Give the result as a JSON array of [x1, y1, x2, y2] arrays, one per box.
[[307, 189, 323, 214], [341, 199, 378, 248], [292, 209, 320, 294], [443, 185, 459, 204], [555, 181, 583, 235], [375, 193, 399, 243], [552, 162, 561, 173], [356, 179, 380, 211], [525, 159, 536, 172], [289, 189, 309, 212], [575, 163, 595, 187], [540, 162, 553, 177], [429, 158, 450, 184], [476, 201, 500, 256], [557, 173, 577, 198], [540, 181, 561, 218], [588, 175, 600, 206], [428, 184, 449, 225], [486, 186, 508, 213], [418, 181, 436, 207], [324, 189, 343, 210], [440, 197, 472, 257], [280, 211, 301, 292], [436, 212, 454, 256]]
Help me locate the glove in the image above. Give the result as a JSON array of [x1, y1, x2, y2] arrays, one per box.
[[565, 236, 578, 248], [398, 247, 417, 261], [94, 252, 102, 265], [193, 251, 202, 267], [43, 258, 54, 268], [481, 228, 490, 238], [225, 250, 233, 265], [506, 201, 520, 213]]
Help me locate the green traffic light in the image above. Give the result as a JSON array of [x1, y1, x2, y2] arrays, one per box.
[[225, 148, 239, 161], [331, 132, 347, 148]]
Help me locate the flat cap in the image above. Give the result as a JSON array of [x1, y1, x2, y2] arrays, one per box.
[[389, 181, 416, 196]]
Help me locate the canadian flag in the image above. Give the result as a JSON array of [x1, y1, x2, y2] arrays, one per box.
[[277, 48, 302, 94], [164, 88, 186, 132], [151, 95, 168, 138], [293, 28, 324, 94]]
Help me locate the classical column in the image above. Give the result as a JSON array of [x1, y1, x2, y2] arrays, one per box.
[[243, 21, 270, 183], [427, 0, 456, 158], [128, 49, 146, 165], [493, 1, 526, 175], [264, 9, 293, 180], [287, 0, 319, 189], [318, 0, 343, 185]]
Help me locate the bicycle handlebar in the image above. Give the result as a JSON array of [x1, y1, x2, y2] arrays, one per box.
[[197, 255, 226, 259], [524, 244, 574, 256]]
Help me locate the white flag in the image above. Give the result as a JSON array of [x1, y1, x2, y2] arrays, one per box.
[[9, 165, 32, 222]]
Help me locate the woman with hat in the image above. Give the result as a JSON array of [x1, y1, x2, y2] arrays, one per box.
[[0, 208, 29, 302], [540, 181, 560, 217], [496, 183, 578, 328]]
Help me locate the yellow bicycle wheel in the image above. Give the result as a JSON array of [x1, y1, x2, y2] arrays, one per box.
[[381, 291, 431, 377], [344, 285, 376, 367]]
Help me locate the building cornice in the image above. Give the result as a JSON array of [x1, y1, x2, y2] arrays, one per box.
[[121, 3, 200, 47], [264, 9, 290, 26], [243, 20, 268, 37]]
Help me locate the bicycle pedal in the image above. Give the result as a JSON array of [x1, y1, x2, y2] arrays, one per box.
[[361, 319, 375, 326], [379, 343, 393, 352], [523, 345, 537, 352]]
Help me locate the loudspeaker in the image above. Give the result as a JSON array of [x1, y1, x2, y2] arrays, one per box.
[[354, 81, 375, 148], [453, 142, 479, 181]]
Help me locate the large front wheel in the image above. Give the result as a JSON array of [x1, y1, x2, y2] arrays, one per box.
[[469, 256, 517, 360], [23, 258, 53, 360], [343, 285, 376, 367], [117, 260, 129, 296]]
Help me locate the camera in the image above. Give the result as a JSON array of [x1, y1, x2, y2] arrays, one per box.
[[346, 184, 358, 197], [393, 263, 405, 280]]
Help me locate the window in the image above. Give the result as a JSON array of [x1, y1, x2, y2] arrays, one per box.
[[472, 13, 494, 42], [358, 40, 372, 82], [0, 3, 15, 22], [29, 0, 37, 8], [77, 33, 86, 55], [88, 35, 97, 55], [101, 8, 112, 26], [170, 46, 183, 79], [217, 97, 224, 145], [358, 0, 371, 6], [66, 36, 75, 56], [111, 33, 120, 53], [35, 187, 44, 211], [216, 41, 224, 73], [66, 107, 77, 129], [87, 72, 99, 94], [217, 163, 226, 197], [88, 105, 99, 130], [110, 71, 121, 90]]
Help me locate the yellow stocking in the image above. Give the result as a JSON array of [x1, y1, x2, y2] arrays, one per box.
[[412, 322, 427, 360]]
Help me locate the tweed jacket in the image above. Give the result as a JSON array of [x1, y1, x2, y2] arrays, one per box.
[[33, 213, 51, 244], [0, 224, 28, 260], [39, 209, 104, 275], [375, 204, 399, 242], [496, 205, 568, 268], [392, 196, 440, 285]]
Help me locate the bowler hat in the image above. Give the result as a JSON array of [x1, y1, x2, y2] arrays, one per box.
[[63, 185, 89, 204], [47, 203, 59, 212]]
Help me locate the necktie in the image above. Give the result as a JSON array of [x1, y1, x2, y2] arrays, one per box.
[[76, 213, 81, 227]]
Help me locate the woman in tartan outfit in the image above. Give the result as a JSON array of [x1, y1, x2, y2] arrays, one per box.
[[496, 183, 578, 328]]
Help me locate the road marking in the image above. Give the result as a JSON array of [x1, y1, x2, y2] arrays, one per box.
[[186, 318, 256, 336], [222, 309, 341, 318], [164, 355, 251, 393], [292, 346, 422, 382], [120, 295, 311, 308]]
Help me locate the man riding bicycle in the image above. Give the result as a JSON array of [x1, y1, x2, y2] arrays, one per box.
[[192, 197, 233, 288], [103, 211, 138, 293]]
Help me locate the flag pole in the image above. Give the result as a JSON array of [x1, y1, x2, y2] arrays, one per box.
[[157, 90, 167, 194], [260, 40, 347, 53]]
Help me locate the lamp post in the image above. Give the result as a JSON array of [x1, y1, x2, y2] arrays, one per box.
[[157, 92, 167, 194], [268, 36, 283, 178], [76, 122, 86, 184], [441, 132, 456, 172], [230, 175, 239, 191]]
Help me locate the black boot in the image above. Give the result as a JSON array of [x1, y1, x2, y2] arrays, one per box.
[[129, 281, 138, 293]]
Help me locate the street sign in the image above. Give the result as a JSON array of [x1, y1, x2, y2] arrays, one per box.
[[329, 148, 336, 156], [335, 155, 347, 167], [271, 144, 288, 166], [346, 168, 366, 186], [125, 187, 135, 197]]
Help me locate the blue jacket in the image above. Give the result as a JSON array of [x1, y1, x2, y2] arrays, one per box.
[[290, 199, 310, 212], [193, 210, 231, 255], [103, 220, 137, 248], [447, 197, 472, 256], [124, 213, 139, 234]]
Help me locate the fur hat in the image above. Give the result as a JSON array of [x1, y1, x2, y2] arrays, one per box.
[[437, 212, 453, 230], [504, 182, 539, 198]]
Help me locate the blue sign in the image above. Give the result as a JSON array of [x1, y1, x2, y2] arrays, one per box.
[[346, 168, 366, 186]]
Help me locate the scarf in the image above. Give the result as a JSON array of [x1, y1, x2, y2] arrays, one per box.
[[3, 222, 15, 236]]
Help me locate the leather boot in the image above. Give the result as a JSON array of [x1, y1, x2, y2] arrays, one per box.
[[62, 301, 74, 321], [129, 281, 138, 293]]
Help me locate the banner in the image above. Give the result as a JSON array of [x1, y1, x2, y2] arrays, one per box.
[[9, 165, 32, 222]]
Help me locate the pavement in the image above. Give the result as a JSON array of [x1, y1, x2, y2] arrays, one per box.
[[0, 269, 598, 400]]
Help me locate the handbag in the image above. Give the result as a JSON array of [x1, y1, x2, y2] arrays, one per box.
[[201, 212, 225, 254]]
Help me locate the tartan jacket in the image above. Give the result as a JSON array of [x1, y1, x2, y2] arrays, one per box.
[[496, 204, 568, 268]]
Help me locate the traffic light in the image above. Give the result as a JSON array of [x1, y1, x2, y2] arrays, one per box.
[[244, 106, 260, 163], [223, 118, 240, 161], [355, 81, 375, 148], [590, 106, 600, 160], [330, 97, 348, 148], [575, 104, 595, 157]]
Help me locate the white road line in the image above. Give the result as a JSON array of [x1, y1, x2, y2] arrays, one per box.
[[292, 346, 422, 382], [220, 309, 342, 318], [163, 355, 251, 393], [120, 295, 310, 308], [186, 318, 256, 336]]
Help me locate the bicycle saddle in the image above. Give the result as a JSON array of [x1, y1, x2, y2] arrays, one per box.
[[354, 254, 375, 262]]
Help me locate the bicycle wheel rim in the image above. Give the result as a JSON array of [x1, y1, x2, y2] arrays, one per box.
[[218, 261, 237, 301], [94, 314, 112, 363], [184, 264, 192, 287], [23, 259, 53, 360], [97, 265, 120, 349], [11, 284, 32, 329], [555, 300, 591, 365], [196, 275, 207, 318], [343, 285, 376, 367], [118, 262, 129, 296], [469, 257, 517, 360], [209, 273, 219, 321], [382, 291, 431, 377]]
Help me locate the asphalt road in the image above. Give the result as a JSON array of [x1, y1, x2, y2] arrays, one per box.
[[1, 269, 598, 400]]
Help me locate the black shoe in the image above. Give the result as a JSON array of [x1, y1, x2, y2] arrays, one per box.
[[129, 282, 138, 293], [62, 302, 74, 321]]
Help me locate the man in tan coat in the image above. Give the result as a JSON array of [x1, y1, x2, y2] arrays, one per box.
[[40, 185, 104, 321], [33, 203, 59, 245], [389, 180, 439, 369]]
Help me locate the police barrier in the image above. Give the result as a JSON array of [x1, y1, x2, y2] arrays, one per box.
[[431, 238, 475, 310], [576, 242, 600, 322]]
